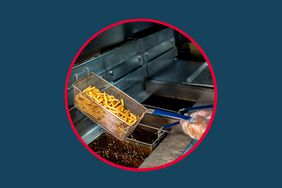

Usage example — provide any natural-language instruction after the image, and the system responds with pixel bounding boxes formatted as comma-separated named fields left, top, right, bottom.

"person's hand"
left=180, top=110, right=211, bottom=140
left=189, top=110, right=212, bottom=120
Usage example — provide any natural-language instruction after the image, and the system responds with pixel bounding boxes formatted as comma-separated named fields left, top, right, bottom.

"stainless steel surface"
left=103, top=41, right=142, bottom=71
left=144, top=38, right=175, bottom=62
left=75, top=118, right=103, bottom=144
left=102, top=40, right=144, bottom=83
left=191, top=66, right=213, bottom=85
left=124, top=81, right=147, bottom=101
left=145, top=80, right=214, bottom=104
left=106, top=55, right=142, bottom=82
left=148, top=59, right=205, bottom=83
left=113, top=66, right=146, bottom=91
left=141, top=28, right=174, bottom=52
left=140, top=128, right=193, bottom=168
left=186, top=62, right=208, bottom=83
left=182, top=82, right=214, bottom=88
left=73, top=72, right=147, bottom=140
left=69, top=107, right=86, bottom=125
left=146, top=47, right=177, bottom=76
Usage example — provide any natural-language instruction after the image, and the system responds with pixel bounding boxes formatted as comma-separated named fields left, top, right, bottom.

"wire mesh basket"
left=73, top=71, right=147, bottom=140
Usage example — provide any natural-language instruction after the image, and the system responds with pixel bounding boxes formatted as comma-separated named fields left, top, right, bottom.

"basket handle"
left=74, top=67, right=90, bottom=82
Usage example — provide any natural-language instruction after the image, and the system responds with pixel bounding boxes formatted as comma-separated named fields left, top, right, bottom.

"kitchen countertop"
left=140, top=125, right=193, bottom=168
left=139, top=100, right=211, bottom=168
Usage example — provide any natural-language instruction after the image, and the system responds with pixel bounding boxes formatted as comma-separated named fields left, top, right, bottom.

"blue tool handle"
left=180, top=104, right=213, bottom=113
left=152, top=109, right=191, bottom=120
left=163, top=121, right=180, bottom=129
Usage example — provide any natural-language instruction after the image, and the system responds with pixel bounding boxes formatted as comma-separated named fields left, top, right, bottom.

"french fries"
left=82, top=85, right=138, bottom=125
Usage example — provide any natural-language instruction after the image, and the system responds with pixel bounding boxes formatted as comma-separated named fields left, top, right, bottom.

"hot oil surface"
left=89, top=133, right=151, bottom=168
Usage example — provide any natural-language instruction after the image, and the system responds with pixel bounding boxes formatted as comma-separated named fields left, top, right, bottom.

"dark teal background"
left=1, top=1, right=281, bottom=187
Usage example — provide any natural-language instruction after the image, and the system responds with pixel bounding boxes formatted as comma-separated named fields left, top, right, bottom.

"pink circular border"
left=64, top=18, right=218, bottom=172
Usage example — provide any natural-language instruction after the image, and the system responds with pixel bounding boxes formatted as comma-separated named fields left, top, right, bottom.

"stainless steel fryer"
left=68, top=27, right=214, bottom=167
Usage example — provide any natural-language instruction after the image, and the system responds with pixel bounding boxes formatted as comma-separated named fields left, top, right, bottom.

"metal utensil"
left=178, top=104, right=213, bottom=114
left=146, top=109, right=191, bottom=120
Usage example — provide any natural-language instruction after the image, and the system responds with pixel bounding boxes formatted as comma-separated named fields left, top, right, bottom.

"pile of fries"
left=82, top=85, right=138, bottom=125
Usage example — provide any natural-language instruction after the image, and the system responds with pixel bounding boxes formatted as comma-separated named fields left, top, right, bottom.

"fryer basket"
left=73, top=72, right=147, bottom=140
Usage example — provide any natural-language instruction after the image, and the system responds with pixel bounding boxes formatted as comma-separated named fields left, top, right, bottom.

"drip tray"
left=88, top=124, right=167, bottom=168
